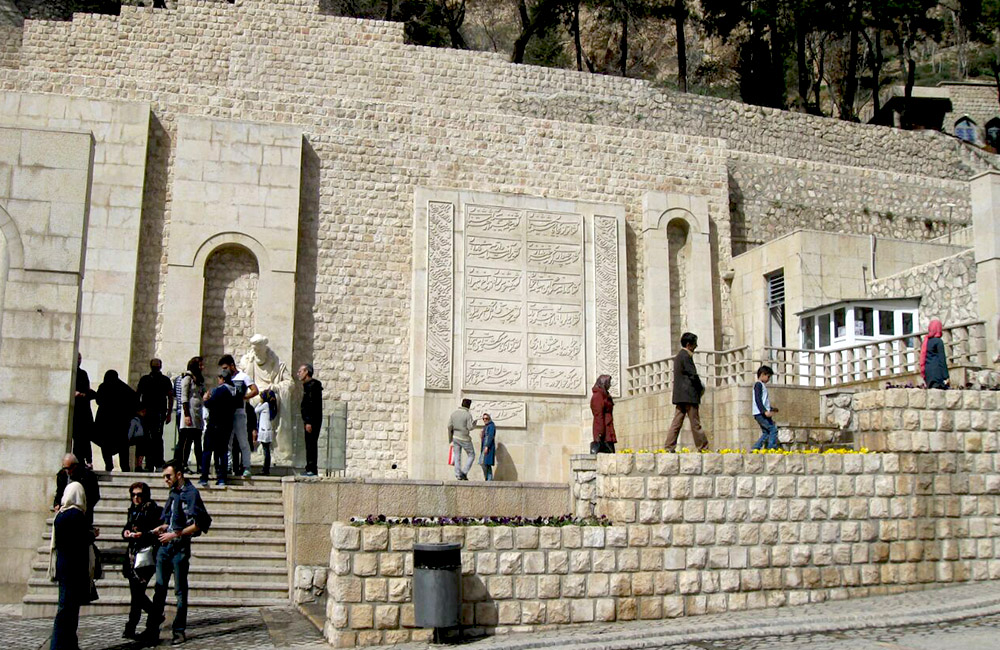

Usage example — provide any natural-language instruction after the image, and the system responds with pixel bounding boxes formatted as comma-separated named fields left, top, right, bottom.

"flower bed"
left=349, top=515, right=610, bottom=527
left=616, top=447, right=872, bottom=455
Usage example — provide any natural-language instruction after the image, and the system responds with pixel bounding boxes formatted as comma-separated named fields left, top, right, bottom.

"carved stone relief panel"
left=594, top=215, right=622, bottom=396
left=425, top=201, right=454, bottom=390
left=471, top=400, right=527, bottom=428
left=463, top=204, right=586, bottom=395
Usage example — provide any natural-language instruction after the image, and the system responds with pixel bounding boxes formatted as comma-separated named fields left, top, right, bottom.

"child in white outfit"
left=254, top=389, right=278, bottom=476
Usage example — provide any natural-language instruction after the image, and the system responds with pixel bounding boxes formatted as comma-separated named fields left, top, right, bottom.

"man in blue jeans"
left=143, top=462, right=210, bottom=646
left=751, top=365, right=779, bottom=450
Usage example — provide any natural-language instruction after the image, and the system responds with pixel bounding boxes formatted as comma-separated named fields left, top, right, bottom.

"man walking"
left=448, top=398, right=476, bottom=480
left=219, top=355, right=257, bottom=478
left=143, top=461, right=210, bottom=646
left=664, top=332, right=710, bottom=452
left=297, top=364, right=323, bottom=476
left=136, top=359, right=175, bottom=472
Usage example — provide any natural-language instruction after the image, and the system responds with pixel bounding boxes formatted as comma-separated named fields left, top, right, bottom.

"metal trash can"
left=413, top=542, right=462, bottom=629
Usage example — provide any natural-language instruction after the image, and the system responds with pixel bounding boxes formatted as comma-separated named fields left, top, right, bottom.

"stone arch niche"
left=161, top=231, right=295, bottom=374
left=642, top=192, right=716, bottom=360
left=199, top=244, right=260, bottom=362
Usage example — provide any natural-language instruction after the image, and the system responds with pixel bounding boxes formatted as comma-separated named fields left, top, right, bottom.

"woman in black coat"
left=49, top=482, right=94, bottom=650
left=95, top=370, right=137, bottom=471
left=121, top=481, right=162, bottom=639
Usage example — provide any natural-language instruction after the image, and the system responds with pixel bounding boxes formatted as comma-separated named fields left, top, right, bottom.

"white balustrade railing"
left=625, top=321, right=988, bottom=396
left=626, top=347, right=751, bottom=396
left=763, top=320, right=987, bottom=387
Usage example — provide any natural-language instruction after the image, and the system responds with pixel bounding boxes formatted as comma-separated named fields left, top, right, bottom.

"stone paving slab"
left=409, top=582, right=1000, bottom=650
left=0, top=606, right=327, bottom=650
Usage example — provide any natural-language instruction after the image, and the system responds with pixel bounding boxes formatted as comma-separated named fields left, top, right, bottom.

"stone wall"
left=867, top=250, right=978, bottom=329
left=0, top=0, right=993, bottom=479
left=852, top=388, right=1000, bottom=453
left=282, top=477, right=571, bottom=568
left=199, top=244, right=259, bottom=362
left=327, top=448, right=1000, bottom=645
left=728, top=153, right=971, bottom=253
left=0, top=126, right=92, bottom=600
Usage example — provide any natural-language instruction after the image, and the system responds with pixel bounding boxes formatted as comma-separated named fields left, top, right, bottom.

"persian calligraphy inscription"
left=463, top=203, right=585, bottom=395
left=594, top=215, right=622, bottom=396
left=470, top=400, right=527, bottom=428
left=425, top=201, right=454, bottom=390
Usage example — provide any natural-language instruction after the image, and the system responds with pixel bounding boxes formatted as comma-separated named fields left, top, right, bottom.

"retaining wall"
left=326, top=446, right=1000, bottom=645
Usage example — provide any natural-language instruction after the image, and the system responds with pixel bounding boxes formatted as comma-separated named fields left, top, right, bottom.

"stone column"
left=971, top=171, right=1000, bottom=363
left=0, top=127, right=92, bottom=600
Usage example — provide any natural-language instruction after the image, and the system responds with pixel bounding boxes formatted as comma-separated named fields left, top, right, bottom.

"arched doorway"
left=200, top=244, right=260, bottom=362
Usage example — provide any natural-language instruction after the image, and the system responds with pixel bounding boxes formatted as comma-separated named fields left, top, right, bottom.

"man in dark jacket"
left=200, top=370, right=237, bottom=486
left=136, top=358, right=175, bottom=472
left=73, top=354, right=97, bottom=467
left=297, top=364, right=323, bottom=476
left=53, top=453, right=101, bottom=529
left=664, top=332, right=710, bottom=451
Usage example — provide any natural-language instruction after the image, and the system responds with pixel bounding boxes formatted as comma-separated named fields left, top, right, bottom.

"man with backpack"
left=142, top=461, right=211, bottom=646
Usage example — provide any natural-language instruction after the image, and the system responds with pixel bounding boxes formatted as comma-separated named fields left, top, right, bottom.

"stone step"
left=46, top=512, right=287, bottom=529
left=38, top=536, right=287, bottom=556
left=34, top=546, right=289, bottom=567
left=97, top=469, right=286, bottom=480
left=27, top=577, right=289, bottom=600
left=42, top=521, right=287, bottom=539
left=30, top=562, right=288, bottom=583
left=21, top=594, right=291, bottom=619
left=97, top=478, right=281, bottom=500
left=95, top=490, right=284, bottom=503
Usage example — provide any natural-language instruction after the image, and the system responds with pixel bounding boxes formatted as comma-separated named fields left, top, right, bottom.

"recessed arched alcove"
left=642, top=192, right=716, bottom=361
left=199, top=243, right=260, bottom=362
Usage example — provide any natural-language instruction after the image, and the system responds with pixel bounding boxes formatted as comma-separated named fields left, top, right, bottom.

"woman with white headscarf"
left=48, top=481, right=95, bottom=650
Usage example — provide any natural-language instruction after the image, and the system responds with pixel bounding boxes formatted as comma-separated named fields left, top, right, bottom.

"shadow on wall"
left=492, top=443, right=518, bottom=482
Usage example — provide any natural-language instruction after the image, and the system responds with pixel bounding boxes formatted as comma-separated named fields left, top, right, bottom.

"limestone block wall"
left=282, top=477, right=571, bottom=568
left=727, top=153, right=971, bottom=253
left=199, top=245, right=259, bottom=362
left=852, top=388, right=1000, bottom=453
left=327, top=449, right=1000, bottom=645
left=615, top=384, right=823, bottom=452
left=0, top=92, right=149, bottom=383
left=0, top=0, right=993, bottom=478
left=0, top=126, right=92, bottom=600
left=866, top=250, right=978, bottom=328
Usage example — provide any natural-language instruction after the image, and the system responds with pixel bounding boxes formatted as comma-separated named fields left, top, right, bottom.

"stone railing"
left=328, top=448, right=1000, bottom=646
left=763, top=320, right=987, bottom=388
left=626, top=347, right=751, bottom=396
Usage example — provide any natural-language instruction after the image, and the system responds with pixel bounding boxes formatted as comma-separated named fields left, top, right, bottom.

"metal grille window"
left=766, top=271, right=785, bottom=348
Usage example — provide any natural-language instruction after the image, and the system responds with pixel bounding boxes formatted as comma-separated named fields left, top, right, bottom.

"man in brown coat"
left=664, top=332, right=710, bottom=451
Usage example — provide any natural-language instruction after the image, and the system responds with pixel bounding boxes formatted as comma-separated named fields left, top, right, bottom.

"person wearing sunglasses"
left=120, top=482, right=162, bottom=640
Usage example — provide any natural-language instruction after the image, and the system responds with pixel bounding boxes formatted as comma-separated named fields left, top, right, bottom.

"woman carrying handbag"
left=121, top=481, right=162, bottom=639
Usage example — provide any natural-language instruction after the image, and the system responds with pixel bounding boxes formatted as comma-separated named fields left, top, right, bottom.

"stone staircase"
left=22, top=471, right=290, bottom=618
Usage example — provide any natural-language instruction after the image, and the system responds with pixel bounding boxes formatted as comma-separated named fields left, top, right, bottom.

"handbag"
left=447, top=445, right=454, bottom=466
left=134, top=546, right=155, bottom=569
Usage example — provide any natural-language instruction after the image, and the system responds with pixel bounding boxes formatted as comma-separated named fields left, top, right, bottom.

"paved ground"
left=0, top=606, right=327, bottom=650
left=3, top=582, right=1000, bottom=649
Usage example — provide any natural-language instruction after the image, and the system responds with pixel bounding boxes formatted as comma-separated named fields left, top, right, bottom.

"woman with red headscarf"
left=590, top=375, right=616, bottom=454
left=920, top=319, right=950, bottom=389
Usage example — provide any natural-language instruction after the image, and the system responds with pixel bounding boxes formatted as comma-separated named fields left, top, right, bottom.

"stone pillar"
left=642, top=192, right=715, bottom=361
left=971, top=171, right=1000, bottom=363
left=0, top=127, right=92, bottom=601
left=160, top=117, right=302, bottom=374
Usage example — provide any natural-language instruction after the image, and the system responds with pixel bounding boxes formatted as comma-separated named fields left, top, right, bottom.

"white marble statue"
left=240, top=334, right=293, bottom=463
